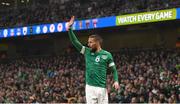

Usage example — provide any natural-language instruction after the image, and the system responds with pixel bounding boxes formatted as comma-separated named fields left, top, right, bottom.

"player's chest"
left=86, top=52, right=108, bottom=65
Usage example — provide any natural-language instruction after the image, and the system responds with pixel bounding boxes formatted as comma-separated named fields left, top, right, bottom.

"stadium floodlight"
left=6, top=3, right=10, bottom=6
left=1, top=2, right=5, bottom=5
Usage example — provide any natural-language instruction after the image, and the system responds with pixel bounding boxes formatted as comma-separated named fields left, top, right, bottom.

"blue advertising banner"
left=69, top=16, right=116, bottom=31
left=0, top=7, right=180, bottom=39
left=0, top=26, right=31, bottom=38
left=177, top=8, right=180, bottom=19
left=0, top=16, right=120, bottom=39
left=0, top=30, right=2, bottom=38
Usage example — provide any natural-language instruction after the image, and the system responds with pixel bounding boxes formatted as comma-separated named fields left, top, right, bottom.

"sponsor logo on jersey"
left=101, top=55, right=107, bottom=60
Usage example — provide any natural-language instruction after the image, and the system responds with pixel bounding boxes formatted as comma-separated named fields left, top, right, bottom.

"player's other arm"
left=108, top=53, right=120, bottom=90
left=67, top=16, right=85, bottom=53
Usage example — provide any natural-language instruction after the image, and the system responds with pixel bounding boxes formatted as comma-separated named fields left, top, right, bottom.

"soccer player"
left=67, top=16, right=120, bottom=104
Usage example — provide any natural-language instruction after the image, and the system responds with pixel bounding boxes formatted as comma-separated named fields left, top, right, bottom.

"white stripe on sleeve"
left=80, top=46, right=85, bottom=54
left=109, top=62, right=115, bottom=67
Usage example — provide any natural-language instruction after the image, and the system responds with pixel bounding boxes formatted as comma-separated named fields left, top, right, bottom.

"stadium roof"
left=0, top=0, right=45, bottom=9
left=0, top=0, right=15, bottom=7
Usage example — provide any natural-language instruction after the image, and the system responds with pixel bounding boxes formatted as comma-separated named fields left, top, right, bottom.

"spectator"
left=0, top=48, right=179, bottom=103
left=0, top=0, right=180, bottom=28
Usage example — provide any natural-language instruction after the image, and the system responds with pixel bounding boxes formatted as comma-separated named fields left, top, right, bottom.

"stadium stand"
left=0, top=0, right=179, bottom=103
left=0, top=0, right=180, bottom=28
left=0, top=48, right=179, bottom=103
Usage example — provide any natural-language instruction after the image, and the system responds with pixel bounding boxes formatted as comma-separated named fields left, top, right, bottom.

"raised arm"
left=67, top=16, right=83, bottom=52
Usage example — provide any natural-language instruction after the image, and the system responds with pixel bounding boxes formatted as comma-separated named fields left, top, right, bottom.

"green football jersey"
left=68, top=28, right=119, bottom=88
left=81, top=46, right=116, bottom=88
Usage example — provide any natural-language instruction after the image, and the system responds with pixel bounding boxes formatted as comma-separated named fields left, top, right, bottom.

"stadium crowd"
left=0, top=0, right=180, bottom=28
left=0, top=48, right=179, bottom=103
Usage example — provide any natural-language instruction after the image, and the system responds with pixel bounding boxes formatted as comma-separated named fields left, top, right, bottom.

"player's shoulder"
left=85, top=46, right=91, bottom=51
left=101, top=50, right=112, bottom=56
left=84, top=46, right=91, bottom=53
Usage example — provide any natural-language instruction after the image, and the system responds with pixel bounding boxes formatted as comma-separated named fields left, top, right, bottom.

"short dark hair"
left=89, top=34, right=103, bottom=44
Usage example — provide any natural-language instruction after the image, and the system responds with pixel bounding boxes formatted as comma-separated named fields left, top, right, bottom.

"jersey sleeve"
left=68, top=28, right=90, bottom=55
left=108, top=53, right=119, bottom=82
left=68, top=28, right=83, bottom=52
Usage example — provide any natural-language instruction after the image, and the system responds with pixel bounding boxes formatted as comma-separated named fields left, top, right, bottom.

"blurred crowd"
left=0, top=48, right=179, bottom=103
left=109, top=48, right=180, bottom=103
left=0, top=0, right=180, bottom=28
left=0, top=54, right=85, bottom=103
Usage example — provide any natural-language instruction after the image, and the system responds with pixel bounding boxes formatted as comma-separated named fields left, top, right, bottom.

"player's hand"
left=113, top=81, right=120, bottom=90
left=67, top=16, right=75, bottom=31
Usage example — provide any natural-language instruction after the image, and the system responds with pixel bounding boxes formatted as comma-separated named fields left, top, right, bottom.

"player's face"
left=88, top=38, right=98, bottom=51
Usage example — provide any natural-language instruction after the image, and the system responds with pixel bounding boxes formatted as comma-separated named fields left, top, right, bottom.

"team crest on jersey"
left=101, top=55, right=107, bottom=60
left=95, top=56, right=100, bottom=62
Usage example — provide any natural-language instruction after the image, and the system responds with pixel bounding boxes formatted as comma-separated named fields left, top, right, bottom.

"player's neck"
left=96, top=46, right=102, bottom=52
